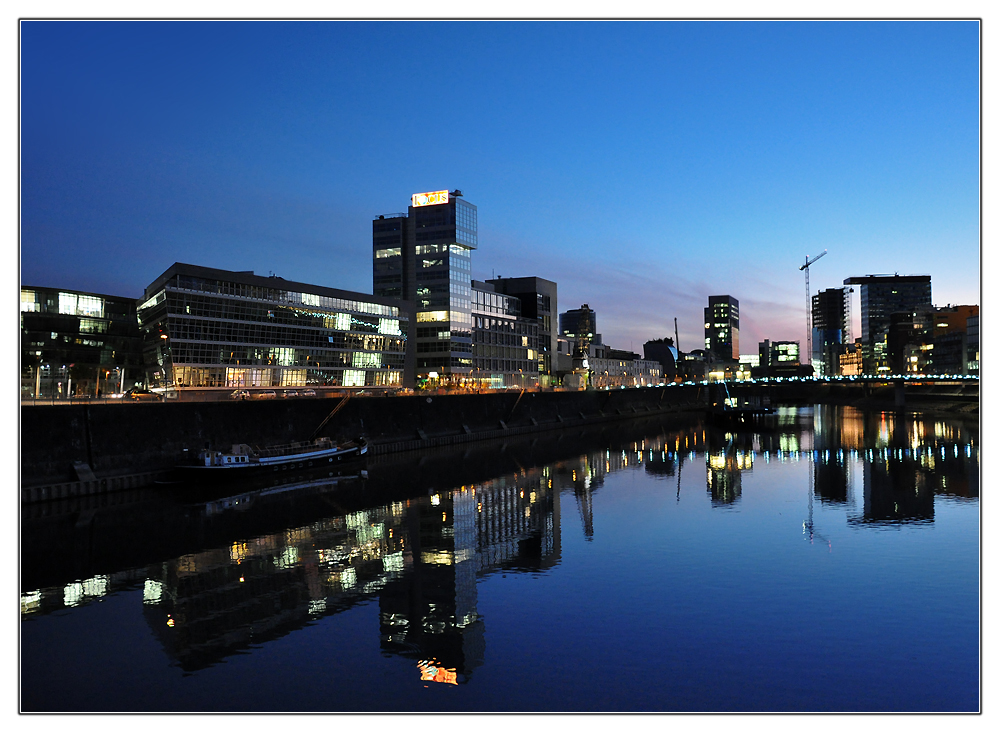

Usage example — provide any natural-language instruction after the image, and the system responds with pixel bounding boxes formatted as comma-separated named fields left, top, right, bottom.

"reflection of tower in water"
left=140, top=474, right=560, bottom=680
left=812, top=405, right=852, bottom=505
left=705, top=431, right=754, bottom=506
left=379, top=470, right=561, bottom=682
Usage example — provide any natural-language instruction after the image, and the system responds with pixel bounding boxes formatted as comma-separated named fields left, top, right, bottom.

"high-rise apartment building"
left=811, top=287, right=850, bottom=377
left=704, top=295, right=739, bottom=361
left=374, top=190, right=477, bottom=384
left=844, top=275, right=931, bottom=374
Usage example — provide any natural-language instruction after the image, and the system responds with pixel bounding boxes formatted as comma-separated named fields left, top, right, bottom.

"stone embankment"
left=20, top=386, right=707, bottom=499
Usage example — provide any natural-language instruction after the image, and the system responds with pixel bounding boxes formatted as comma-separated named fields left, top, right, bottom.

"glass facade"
left=811, top=287, right=850, bottom=377
left=486, top=277, right=557, bottom=379
left=20, top=287, right=145, bottom=399
left=845, top=276, right=932, bottom=374
left=138, top=264, right=409, bottom=393
left=374, top=194, right=484, bottom=384
left=471, top=282, right=539, bottom=389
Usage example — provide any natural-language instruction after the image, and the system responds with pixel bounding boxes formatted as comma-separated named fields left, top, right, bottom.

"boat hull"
left=172, top=443, right=367, bottom=483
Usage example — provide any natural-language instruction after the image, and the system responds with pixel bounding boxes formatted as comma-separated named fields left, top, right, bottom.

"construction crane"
left=799, top=250, right=828, bottom=366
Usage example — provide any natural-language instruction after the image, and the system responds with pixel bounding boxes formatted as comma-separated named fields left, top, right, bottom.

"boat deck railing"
left=251, top=437, right=334, bottom=458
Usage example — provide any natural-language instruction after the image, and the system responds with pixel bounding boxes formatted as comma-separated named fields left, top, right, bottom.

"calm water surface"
left=20, top=405, right=979, bottom=712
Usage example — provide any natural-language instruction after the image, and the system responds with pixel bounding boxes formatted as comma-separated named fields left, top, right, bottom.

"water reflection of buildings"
left=812, top=406, right=977, bottom=525
left=21, top=407, right=977, bottom=677
left=134, top=471, right=561, bottom=679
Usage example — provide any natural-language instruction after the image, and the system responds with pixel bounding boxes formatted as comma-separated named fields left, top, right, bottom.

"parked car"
left=230, top=389, right=251, bottom=400
left=124, top=388, right=163, bottom=402
left=281, top=390, right=299, bottom=398
left=256, top=390, right=277, bottom=399
left=301, top=389, right=317, bottom=397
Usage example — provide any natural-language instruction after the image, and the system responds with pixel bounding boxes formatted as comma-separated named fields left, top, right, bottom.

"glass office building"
left=138, top=263, right=413, bottom=396
left=373, top=190, right=478, bottom=385
left=844, top=275, right=932, bottom=374
left=811, top=287, right=851, bottom=377
left=704, top=295, right=739, bottom=361
left=486, top=276, right=557, bottom=381
left=20, top=286, right=145, bottom=399
left=471, top=280, right=539, bottom=389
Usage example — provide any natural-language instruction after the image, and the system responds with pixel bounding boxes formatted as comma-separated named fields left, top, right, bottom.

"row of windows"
left=373, top=218, right=404, bottom=233
left=415, top=229, right=457, bottom=243
left=473, top=344, right=533, bottom=360
left=473, top=329, right=535, bottom=347
left=157, top=365, right=402, bottom=389
left=416, top=341, right=473, bottom=354
left=455, top=229, right=477, bottom=247
left=474, top=316, right=537, bottom=336
left=373, top=234, right=402, bottom=245
left=416, top=327, right=451, bottom=339
left=471, top=358, right=536, bottom=374
left=415, top=243, right=471, bottom=257
left=159, top=295, right=404, bottom=335
left=154, top=279, right=400, bottom=318
left=21, top=290, right=109, bottom=318
left=417, top=356, right=473, bottom=369
left=159, top=323, right=404, bottom=353
left=162, top=342, right=405, bottom=369
left=455, top=200, right=477, bottom=231
left=416, top=310, right=474, bottom=326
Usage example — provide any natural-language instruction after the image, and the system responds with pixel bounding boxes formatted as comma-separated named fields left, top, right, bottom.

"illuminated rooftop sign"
left=412, top=190, right=449, bottom=207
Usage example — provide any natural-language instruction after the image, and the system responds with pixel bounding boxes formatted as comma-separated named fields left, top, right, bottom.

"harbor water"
left=20, top=405, right=979, bottom=712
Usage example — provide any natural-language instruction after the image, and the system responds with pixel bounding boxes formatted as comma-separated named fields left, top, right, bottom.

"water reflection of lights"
left=418, top=659, right=458, bottom=685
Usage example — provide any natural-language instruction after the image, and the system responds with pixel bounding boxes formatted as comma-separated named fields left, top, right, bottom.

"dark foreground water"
left=20, top=405, right=979, bottom=712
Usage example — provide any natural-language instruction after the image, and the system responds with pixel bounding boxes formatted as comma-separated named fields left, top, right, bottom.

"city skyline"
left=19, top=20, right=980, bottom=353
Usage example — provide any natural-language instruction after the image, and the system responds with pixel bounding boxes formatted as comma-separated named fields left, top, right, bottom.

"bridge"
left=725, top=375, right=978, bottom=412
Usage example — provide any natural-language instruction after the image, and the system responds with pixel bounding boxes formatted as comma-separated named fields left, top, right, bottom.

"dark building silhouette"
left=811, top=287, right=850, bottom=377
left=704, top=295, right=739, bottom=361
left=844, top=275, right=932, bottom=374
left=643, top=338, right=678, bottom=382
left=486, top=276, right=558, bottom=381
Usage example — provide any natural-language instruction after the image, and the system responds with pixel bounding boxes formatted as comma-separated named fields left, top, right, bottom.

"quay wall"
left=20, top=379, right=977, bottom=493
left=20, top=386, right=706, bottom=488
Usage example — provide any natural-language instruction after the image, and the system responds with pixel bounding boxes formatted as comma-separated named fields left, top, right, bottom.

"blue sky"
left=19, top=20, right=980, bottom=352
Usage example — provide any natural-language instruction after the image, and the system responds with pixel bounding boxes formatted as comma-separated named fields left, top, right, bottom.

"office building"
left=559, top=304, right=597, bottom=345
left=887, top=304, right=979, bottom=375
left=757, top=339, right=802, bottom=378
left=470, top=280, right=539, bottom=389
left=967, top=313, right=979, bottom=375
left=844, top=275, right=932, bottom=374
left=137, top=263, right=413, bottom=396
left=840, top=339, right=863, bottom=376
left=21, top=286, right=145, bottom=399
left=373, top=190, right=477, bottom=385
left=588, top=347, right=662, bottom=389
left=811, top=287, right=850, bottom=377
left=704, top=295, right=739, bottom=361
left=486, top=276, right=557, bottom=383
